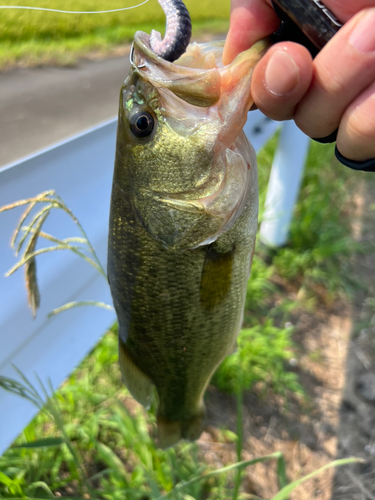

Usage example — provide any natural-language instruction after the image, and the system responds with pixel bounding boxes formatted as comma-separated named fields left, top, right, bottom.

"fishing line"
left=0, top=0, right=149, bottom=14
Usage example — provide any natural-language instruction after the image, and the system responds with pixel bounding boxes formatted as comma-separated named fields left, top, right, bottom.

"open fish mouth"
left=126, top=34, right=268, bottom=250
left=131, top=32, right=268, bottom=113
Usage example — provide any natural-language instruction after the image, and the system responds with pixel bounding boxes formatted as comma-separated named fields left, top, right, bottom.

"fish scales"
left=108, top=34, right=268, bottom=447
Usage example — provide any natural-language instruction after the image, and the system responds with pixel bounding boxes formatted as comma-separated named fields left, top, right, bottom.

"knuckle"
left=345, top=111, right=375, bottom=145
left=259, top=106, right=294, bottom=122
left=338, top=104, right=375, bottom=160
left=318, top=69, right=345, bottom=97
left=253, top=95, right=295, bottom=122
left=293, top=111, right=337, bottom=139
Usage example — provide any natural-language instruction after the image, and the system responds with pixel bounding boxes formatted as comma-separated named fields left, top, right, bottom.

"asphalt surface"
left=0, top=55, right=131, bottom=168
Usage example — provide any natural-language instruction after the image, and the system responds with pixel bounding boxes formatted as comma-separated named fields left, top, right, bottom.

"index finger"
left=223, top=0, right=280, bottom=64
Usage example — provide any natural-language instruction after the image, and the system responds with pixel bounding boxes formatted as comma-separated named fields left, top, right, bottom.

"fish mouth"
left=130, top=33, right=267, bottom=250
left=132, top=31, right=269, bottom=113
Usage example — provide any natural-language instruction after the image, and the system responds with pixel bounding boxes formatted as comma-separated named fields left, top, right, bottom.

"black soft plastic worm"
left=150, top=0, right=192, bottom=62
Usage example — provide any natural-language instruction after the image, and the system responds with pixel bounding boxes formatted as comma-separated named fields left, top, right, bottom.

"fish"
left=107, top=29, right=268, bottom=447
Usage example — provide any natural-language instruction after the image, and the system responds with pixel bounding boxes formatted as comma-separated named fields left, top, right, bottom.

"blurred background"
left=0, top=0, right=229, bottom=68
left=0, top=1, right=375, bottom=499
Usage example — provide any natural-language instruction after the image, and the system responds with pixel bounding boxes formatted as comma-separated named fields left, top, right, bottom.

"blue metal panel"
left=0, top=119, right=117, bottom=454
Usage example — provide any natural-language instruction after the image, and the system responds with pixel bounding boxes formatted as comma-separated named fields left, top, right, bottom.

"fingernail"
left=265, top=49, right=299, bottom=96
left=349, top=8, right=375, bottom=53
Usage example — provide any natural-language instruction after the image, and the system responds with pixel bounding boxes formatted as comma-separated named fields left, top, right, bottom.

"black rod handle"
left=271, top=0, right=342, bottom=51
left=270, top=1, right=375, bottom=172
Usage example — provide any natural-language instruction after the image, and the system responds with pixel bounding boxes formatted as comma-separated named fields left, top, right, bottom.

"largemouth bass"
left=108, top=31, right=267, bottom=447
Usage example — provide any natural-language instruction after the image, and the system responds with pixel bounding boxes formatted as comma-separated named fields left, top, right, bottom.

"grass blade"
left=0, top=375, right=41, bottom=409
left=25, top=254, right=40, bottom=317
left=48, top=301, right=114, bottom=318
left=12, top=437, right=64, bottom=449
left=5, top=245, right=75, bottom=277
left=23, top=229, right=102, bottom=275
left=157, top=452, right=282, bottom=500
left=1, top=190, right=108, bottom=319
left=28, top=481, right=55, bottom=499
left=277, top=454, right=289, bottom=490
left=37, top=231, right=88, bottom=245
left=5, top=242, right=106, bottom=282
left=0, top=472, right=14, bottom=488
left=0, top=472, right=23, bottom=496
left=15, top=204, right=52, bottom=255
left=22, top=210, right=51, bottom=316
left=52, top=194, right=107, bottom=277
left=0, top=190, right=55, bottom=214
left=96, top=442, right=131, bottom=485
left=3, top=498, right=87, bottom=500
left=271, top=457, right=362, bottom=500
left=10, top=200, right=37, bottom=249
left=232, top=389, right=244, bottom=500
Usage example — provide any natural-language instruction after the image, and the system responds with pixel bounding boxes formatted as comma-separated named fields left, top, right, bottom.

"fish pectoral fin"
left=200, top=244, right=234, bottom=312
left=157, top=408, right=205, bottom=448
left=118, top=340, right=154, bottom=409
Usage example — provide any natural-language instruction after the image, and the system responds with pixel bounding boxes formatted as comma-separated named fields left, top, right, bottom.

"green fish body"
left=108, top=33, right=267, bottom=447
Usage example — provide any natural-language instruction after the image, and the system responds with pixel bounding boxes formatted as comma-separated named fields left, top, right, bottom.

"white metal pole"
left=259, top=121, right=310, bottom=247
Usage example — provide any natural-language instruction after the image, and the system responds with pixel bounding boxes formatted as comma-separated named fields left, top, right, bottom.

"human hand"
left=223, top=0, right=375, bottom=162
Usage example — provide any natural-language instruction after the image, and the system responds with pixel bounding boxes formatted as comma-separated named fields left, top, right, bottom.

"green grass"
left=0, top=343, right=358, bottom=499
left=0, top=330, right=295, bottom=499
left=0, top=137, right=359, bottom=498
left=213, top=321, right=303, bottom=396
left=258, top=137, right=357, bottom=298
left=0, top=0, right=230, bottom=68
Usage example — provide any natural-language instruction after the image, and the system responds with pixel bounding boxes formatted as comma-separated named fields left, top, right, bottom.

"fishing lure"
left=149, top=0, right=191, bottom=61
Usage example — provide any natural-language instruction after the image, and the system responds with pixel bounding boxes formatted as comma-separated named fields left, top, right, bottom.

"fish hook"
left=130, top=42, right=146, bottom=68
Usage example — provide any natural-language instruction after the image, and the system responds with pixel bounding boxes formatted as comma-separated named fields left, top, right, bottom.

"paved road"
left=0, top=55, right=131, bottom=168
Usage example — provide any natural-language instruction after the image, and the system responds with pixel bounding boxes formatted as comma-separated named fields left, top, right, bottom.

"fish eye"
left=129, top=111, right=154, bottom=138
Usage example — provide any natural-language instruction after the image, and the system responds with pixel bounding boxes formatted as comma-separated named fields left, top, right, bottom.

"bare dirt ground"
left=332, top=178, right=375, bottom=500
left=201, top=174, right=375, bottom=499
